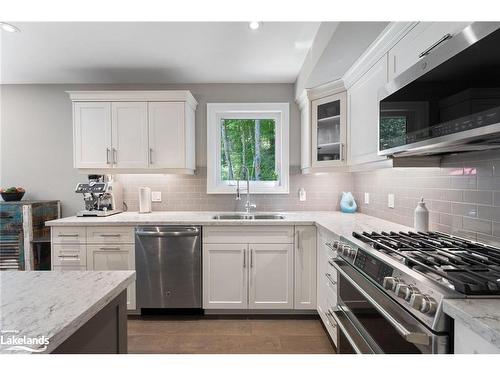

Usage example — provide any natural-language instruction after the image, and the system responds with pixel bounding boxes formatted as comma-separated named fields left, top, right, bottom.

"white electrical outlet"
left=299, top=188, right=306, bottom=202
left=364, top=192, right=370, bottom=204
left=151, top=191, right=162, bottom=202
left=388, top=193, right=395, bottom=208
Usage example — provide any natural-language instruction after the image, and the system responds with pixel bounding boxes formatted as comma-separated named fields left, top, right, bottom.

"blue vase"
left=340, top=192, right=357, bottom=213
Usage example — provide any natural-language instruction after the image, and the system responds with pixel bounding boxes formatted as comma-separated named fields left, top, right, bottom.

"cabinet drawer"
left=86, top=226, right=135, bottom=244
left=52, top=227, right=86, bottom=244
left=203, top=226, right=294, bottom=244
left=52, top=243, right=87, bottom=268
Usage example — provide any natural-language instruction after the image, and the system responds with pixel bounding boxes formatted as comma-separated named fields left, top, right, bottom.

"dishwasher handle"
left=136, top=227, right=200, bottom=237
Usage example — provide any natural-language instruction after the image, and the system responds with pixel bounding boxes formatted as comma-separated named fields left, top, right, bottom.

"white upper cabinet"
left=311, top=91, right=347, bottom=169
left=348, top=56, right=388, bottom=166
left=148, top=102, right=186, bottom=169
left=73, top=102, right=112, bottom=169
left=388, top=22, right=470, bottom=81
left=111, top=102, right=149, bottom=169
left=69, top=91, right=197, bottom=174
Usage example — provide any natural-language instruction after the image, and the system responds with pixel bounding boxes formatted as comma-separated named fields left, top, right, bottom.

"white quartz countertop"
left=0, top=271, right=135, bottom=354
left=443, top=299, right=500, bottom=350
left=46, top=211, right=412, bottom=238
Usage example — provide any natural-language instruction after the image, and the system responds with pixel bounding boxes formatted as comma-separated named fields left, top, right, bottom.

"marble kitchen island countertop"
left=45, top=211, right=412, bottom=237
left=0, top=270, right=135, bottom=354
left=443, top=299, right=500, bottom=350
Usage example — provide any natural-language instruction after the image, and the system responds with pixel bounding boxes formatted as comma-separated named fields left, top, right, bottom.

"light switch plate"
left=151, top=191, right=162, bottom=202
left=364, top=192, right=370, bottom=204
left=388, top=193, right=395, bottom=208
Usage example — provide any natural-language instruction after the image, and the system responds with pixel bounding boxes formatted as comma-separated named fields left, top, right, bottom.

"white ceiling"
left=0, top=22, right=322, bottom=84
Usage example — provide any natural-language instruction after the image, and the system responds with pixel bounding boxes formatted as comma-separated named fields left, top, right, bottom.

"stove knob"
left=420, top=295, right=437, bottom=315
left=410, top=293, right=424, bottom=310
left=382, top=277, right=398, bottom=291
left=395, top=283, right=410, bottom=299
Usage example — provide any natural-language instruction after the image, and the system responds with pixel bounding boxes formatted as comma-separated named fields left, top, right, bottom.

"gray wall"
left=0, top=83, right=320, bottom=216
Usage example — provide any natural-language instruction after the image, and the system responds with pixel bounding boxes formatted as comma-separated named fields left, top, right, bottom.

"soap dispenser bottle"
left=414, top=197, right=429, bottom=232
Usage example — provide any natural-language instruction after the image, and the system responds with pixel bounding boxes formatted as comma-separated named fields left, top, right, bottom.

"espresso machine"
left=75, top=175, right=123, bottom=217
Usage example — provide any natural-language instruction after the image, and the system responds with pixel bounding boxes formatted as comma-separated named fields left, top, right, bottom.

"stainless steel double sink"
left=212, top=213, right=285, bottom=220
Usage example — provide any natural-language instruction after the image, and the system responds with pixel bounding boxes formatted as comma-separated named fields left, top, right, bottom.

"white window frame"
left=207, top=103, right=289, bottom=194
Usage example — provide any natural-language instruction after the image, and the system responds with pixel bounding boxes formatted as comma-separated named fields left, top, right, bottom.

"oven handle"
left=328, top=307, right=377, bottom=354
left=330, top=259, right=431, bottom=346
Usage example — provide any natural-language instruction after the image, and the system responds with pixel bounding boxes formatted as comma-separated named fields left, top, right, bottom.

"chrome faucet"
left=235, top=166, right=256, bottom=213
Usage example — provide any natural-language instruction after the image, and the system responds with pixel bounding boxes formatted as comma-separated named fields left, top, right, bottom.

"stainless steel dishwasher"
left=135, top=226, right=201, bottom=309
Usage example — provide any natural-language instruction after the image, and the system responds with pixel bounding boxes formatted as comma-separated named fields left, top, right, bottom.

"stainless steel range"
left=329, top=231, right=500, bottom=354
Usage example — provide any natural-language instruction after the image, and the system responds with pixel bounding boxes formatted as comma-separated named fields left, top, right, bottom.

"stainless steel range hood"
left=378, top=22, right=500, bottom=158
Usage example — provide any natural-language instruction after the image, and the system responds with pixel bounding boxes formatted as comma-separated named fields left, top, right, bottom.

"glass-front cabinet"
left=311, top=91, right=347, bottom=167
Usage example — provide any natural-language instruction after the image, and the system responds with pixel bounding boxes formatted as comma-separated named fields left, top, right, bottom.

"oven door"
left=329, top=258, right=449, bottom=354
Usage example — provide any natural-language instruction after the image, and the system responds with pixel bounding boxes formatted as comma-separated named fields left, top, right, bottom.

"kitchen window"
left=207, top=103, right=289, bottom=194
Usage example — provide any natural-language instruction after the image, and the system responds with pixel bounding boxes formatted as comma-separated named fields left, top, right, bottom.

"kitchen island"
left=443, top=299, right=500, bottom=354
left=0, top=270, right=135, bottom=354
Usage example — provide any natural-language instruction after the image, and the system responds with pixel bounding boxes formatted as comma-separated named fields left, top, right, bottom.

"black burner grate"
left=352, top=231, right=500, bottom=295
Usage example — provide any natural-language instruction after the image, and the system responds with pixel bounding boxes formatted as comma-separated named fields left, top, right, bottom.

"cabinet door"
left=348, top=57, right=388, bottom=165
left=148, top=102, right=186, bottom=168
left=388, top=22, right=470, bottom=81
left=73, top=102, right=112, bottom=169
left=249, top=244, right=293, bottom=309
left=294, top=226, right=317, bottom=310
left=111, top=102, right=149, bottom=168
left=203, top=244, right=248, bottom=309
left=311, top=91, right=347, bottom=168
left=87, top=244, right=136, bottom=310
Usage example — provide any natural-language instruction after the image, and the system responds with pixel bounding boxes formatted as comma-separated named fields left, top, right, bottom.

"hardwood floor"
left=128, top=315, right=335, bottom=354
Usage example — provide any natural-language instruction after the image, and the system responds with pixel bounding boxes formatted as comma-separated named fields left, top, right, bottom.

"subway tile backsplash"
left=352, top=150, right=500, bottom=247
left=116, top=150, right=500, bottom=247
left=116, top=168, right=353, bottom=213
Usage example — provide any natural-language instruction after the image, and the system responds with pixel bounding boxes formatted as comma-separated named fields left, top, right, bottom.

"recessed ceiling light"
left=249, top=21, right=260, bottom=30
left=0, top=22, right=21, bottom=33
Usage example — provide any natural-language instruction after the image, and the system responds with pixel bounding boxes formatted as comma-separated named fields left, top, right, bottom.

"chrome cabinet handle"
left=243, top=250, right=246, bottom=268
left=57, top=234, right=79, bottom=237
left=250, top=248, right=253, bottom=268
left=419, top=33, right=452, bottom=58
left=297, top=230, right=301, bottom=251
left=149, top=148, right=153, bottom=164
left=106, top=148, right=111, bottom=164
left=99, top=234, right=121, bottom=237
left=99, top=247, right=121, bottom=251
left=112, top=148, right=117, bottom=164
left=326, top=273, right=337, bottom=286
left=58, top=254, right=79, bottom=258
left=340, top=143, right=345, bottom=161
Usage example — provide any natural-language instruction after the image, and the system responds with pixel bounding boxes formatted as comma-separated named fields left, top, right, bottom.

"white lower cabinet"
left=249, top=244, right=294, bottom=309
left=203, top=244, right=248, bottom=309
left=203, top=243, right=294, bottom=310
left=87, top=244, right=136, bottom=310
left=294, top=226, right=317, bottom=309
left=317, top=227, right=339, bottom=346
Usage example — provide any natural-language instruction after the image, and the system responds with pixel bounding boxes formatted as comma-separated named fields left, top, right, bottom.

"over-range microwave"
left=378, top=22, right=500, bottom=157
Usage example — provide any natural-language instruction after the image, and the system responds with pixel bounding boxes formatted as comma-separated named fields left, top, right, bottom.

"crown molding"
left=66, top=90, right=198, bottom=109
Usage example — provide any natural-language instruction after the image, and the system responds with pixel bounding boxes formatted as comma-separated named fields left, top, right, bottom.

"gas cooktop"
left=352, top=231, right=500, bottom=296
